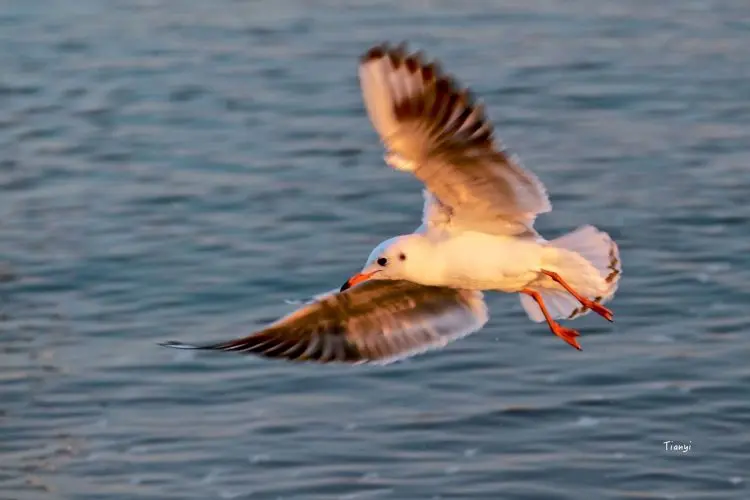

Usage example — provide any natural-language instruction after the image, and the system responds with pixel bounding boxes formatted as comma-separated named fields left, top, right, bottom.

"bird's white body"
left=411, top=231, right=545, bottom=292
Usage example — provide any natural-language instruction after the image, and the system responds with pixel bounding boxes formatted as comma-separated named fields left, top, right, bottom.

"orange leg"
left=521, top=288, right=582, bottom=351
left=541, top=270, right=614, bottom=322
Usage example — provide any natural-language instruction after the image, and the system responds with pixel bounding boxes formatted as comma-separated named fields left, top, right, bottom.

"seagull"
left=160, top=42, right=621, bottom=364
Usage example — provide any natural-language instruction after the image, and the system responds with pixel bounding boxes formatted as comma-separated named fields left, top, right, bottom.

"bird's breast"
left=435, top=232, right=544, bottom=292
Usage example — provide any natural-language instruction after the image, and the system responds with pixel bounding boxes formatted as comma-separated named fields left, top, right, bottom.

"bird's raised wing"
left=415, top=189, right=451, bottom=233
left=358, top=43, right=551, bottom=236
left=161, top=280, right=488, bottom=365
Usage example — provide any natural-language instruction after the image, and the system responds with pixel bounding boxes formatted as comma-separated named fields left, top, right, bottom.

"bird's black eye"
left=377, top=257, right=388, bottom=267
left=399, top=253, right=406, bottom=261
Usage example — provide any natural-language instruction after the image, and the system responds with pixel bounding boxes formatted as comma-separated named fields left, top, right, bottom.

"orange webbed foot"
left=550, top=323, right=582, bottom=351
left=586, top=301, right=613, bottom=322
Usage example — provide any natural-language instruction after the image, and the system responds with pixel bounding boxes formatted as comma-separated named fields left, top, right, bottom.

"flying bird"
left=161, top=43, right=621, bottom=364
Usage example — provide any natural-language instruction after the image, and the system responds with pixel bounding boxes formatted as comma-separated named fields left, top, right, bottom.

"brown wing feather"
left=359, top=42, right=551, bottom=234
left=361, top=43, right=494, bottom=157
left=160, top=280, right=488, bottom=365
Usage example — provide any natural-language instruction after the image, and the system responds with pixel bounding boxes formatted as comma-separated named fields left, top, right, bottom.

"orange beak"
left=340, top=270, right=379, bottom=292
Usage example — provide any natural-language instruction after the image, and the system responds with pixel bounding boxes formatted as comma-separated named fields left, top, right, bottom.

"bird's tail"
left=520, top=225, right=621, bottom=321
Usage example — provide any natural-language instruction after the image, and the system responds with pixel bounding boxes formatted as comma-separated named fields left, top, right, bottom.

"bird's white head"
left=340, top=233, right=439, bottom=291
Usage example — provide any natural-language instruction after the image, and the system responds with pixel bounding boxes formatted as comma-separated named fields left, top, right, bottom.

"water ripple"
left=1, top=0, right=749, bottom=499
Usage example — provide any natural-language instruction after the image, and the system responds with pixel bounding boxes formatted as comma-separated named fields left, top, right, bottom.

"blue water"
left=1, top=1, right=749, bottom=498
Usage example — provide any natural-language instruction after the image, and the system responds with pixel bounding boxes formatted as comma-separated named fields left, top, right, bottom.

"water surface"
left=1, top=1, right=749, bottom=498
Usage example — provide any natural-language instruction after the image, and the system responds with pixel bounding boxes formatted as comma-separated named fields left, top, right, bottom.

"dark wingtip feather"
left=360, top=41, right=410, bottom=65
left=159, top=340, right=203, bottom=350
left=361, top=43, right=388, bottom=63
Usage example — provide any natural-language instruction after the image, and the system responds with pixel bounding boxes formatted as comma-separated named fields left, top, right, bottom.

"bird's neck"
left=404, top=238, right=449, bottom=287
